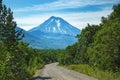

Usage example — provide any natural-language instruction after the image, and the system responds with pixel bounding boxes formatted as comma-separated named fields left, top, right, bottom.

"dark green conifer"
left=0, top=0, right=24, bottom=49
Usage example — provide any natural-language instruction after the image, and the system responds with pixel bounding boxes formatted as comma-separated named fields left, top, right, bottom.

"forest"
left=0, top=0, right=120, bottom=79
left=59, top=4, right=120, bottom=71
left=57, top=4, right=120, bottom=80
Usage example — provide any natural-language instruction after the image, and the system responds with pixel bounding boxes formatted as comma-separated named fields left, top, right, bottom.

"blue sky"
left=3, top=0, right=120, bottom=30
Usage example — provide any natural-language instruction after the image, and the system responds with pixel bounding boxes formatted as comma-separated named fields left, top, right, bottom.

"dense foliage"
left=59, top=4, right=120, bottom=72
left=87, top=4, right=120, bottom=71
left=36, top=49, right=64, bottom=64
left=0, top=0, right=44, bottom=79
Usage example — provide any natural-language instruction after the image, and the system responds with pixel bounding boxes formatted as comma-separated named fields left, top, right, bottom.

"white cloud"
left=14, top=0, right=119, bottom=12
left=13, top=0, right=119, bottom=30
left=15, top=9, right=112, bottom=30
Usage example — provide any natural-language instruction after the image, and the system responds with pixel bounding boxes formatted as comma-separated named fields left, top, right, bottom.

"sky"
left=3, top=0, right=120, bottom=31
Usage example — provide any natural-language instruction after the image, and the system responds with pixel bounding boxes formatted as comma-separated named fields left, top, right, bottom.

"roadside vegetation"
left=64, top=64, right=120, bottom=80
left=0, top=0, right=44, bottom=79
left=58, top=4, right=120, bottom=80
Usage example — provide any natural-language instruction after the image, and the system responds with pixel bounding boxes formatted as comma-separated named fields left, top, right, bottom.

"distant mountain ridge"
left=18, top=16, right=81, bottom=49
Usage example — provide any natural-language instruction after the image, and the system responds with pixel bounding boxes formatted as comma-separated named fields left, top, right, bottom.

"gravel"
left=32, top=62, right=98, bottom=80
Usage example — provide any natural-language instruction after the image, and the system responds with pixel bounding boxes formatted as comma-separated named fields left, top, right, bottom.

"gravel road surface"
left=32, top=63, right=98, bottom=80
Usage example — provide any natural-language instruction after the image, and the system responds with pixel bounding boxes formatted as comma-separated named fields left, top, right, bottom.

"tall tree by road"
left=0, top=0, right=24, bottom=50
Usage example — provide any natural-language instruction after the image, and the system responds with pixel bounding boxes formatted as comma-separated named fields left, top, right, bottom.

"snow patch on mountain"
left=53, top=27, right=56, bottom=32
left=56, top=20, right=61, bottom=28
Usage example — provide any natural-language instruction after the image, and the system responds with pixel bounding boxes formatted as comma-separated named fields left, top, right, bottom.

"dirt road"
left=32, top=63, right=98, bottom=80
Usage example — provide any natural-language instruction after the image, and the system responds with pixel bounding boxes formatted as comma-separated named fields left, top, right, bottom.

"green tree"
left=87, top=4, right=120, bottom=71
left=0, top=0, right=38, bottom=79
left=75, top=24, right=101, bottom=63
left=0, top=0, right=23, bottom=50
left=59, top=24, right=101, bottom=65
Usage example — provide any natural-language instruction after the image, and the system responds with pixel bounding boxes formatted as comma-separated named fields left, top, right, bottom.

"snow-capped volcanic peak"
left=29, top=16, right=80, bottom=36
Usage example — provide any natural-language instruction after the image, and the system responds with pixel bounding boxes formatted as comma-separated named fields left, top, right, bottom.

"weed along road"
left=32, top=63, right=98, bottom=80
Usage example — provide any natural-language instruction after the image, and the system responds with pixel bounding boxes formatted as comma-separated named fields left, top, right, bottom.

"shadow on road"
left=31, top=76, right=52, bottom=80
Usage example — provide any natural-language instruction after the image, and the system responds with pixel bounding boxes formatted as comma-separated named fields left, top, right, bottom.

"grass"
left=33, top=65, right=44, bottom=77
left=63, top=64, right=120, bottom=80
